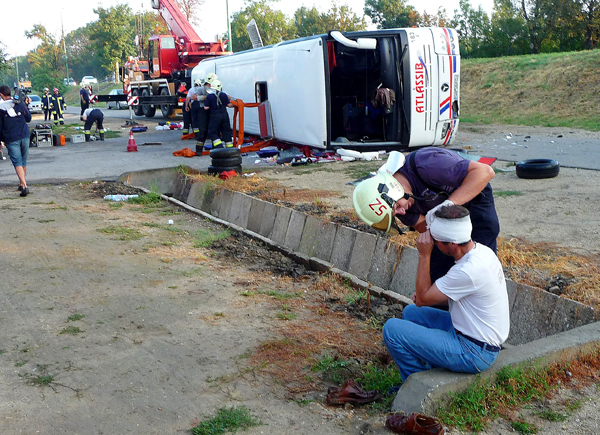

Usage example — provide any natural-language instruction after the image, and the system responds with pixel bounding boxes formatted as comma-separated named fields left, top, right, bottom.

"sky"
left=1, top=0, right=495, bottom=58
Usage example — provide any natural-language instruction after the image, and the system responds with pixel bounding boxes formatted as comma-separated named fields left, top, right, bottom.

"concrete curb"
left=125, top=168, right=599, bottom=415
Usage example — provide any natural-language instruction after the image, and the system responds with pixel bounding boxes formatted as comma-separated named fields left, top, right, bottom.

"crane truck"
left=97, top=0, right=230, bottom=117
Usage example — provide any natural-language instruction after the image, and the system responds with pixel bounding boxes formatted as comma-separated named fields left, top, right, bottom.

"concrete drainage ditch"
left=118, top=167, right=600, bottom=414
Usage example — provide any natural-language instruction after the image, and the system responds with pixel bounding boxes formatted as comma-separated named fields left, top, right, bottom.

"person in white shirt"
left=383, top=204, right=509, bottom=382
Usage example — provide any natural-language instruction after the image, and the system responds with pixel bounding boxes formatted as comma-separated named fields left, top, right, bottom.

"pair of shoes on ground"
left=18, top=186, right=29, bottom=196
left=386, top=412, right=444, bottom=435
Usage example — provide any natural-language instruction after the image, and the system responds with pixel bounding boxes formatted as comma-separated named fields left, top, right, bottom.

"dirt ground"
left=1, top=122, right=600, bottom=434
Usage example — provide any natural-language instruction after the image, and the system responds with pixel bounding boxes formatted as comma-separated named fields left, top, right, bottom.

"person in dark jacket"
left=42, top=87, right=52, bottom=121
left=0, top=85, right=32, bottom=196
left=82, top=107, right=105, bottom=141
left=80, top=84, right=90, bottom=120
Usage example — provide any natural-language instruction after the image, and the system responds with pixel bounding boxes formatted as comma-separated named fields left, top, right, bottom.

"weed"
left=59, top=326, right=83, bottom=335
left=31, top=375, right=54, bottom=386
left=193, top=228, right=231, bottom=248
left=67, top=314, right=84, bottom=322
left=495, top=190, right=523, bottom=197
left=97, top=225, right=143, bottom=240
left=37, top=219, right=55, bottom=223
left=127, top=191, right=162, bottom=205
left=259, top=289, right=302, bottom=300
left=511, top=420, right=537, bottom=434
left=277, top=310, right=297, bottom=321
left=0, top=349, right=5, bottom=355
left=191, top=406, right=262, bottom=435
left=15, top=360, right=28, bottom=367
left=565, top=398, right=582, bottom=412
left=345, top=290, right=365, bottom=305
left=142, top=222, right=183, bottom=233
left=538, top=408, right=568, bottom=422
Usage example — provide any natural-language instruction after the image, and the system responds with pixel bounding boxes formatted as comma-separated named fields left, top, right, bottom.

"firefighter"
left=80, top=84, right=90, bottom=120
left=82, top=107, right=105, bottom=141
left=42, top=88, right=52, bottom=121
left=178, top=82, right=191, bottom=137
left=204, top=80, right=234, bottom=148
left=51, top=88, right=67, bottom=125
left=186, top=78, right=209, bottom=153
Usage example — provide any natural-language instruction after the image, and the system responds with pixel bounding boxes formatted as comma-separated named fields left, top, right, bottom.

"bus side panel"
left=433, top=28, right=460, bottom=146
left=272, top=39, right=327, bottom=148
left=407, top=28, right=437, bottom=147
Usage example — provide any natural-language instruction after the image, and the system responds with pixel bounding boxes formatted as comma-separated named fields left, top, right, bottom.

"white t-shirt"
left=187, top=86, right=207, bottom=103
left=435, top=243, right=510, bottom=347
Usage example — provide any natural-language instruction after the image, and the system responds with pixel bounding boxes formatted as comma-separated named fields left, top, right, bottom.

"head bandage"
left=429, top=215, right=472, bottom=244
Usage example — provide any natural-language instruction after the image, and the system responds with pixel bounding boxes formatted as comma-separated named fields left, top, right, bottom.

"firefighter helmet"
left=352, top=172, right=405, bottom=233
left=210, top=80, right=222, bottom=92
left=205, top=73, right=218, bottom=84
left=43, top=87, right=49, bottom=92
left=53, top=88, right=59, bottom=93
left=194, top=78, right=203, bottom=87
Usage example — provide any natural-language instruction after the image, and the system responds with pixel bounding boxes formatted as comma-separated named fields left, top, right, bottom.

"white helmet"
left=205, top=73, right=218, bottom=84
left=352, top=172, right=405, bottom=233
left=210, top=79, right=222, bottom=92
left=194, top=78, right=203, bottom=87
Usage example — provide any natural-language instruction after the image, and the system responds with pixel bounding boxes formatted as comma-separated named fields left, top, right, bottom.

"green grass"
left=67, top=314, right=84, bottom=322
left=357, top=362, right=403, bottom=412
left=193, top=228, right=231, bottom=248
left=494, top=190, right=523, bottom=197
left=345, top=289, right=365, bottom=305
left=191, top=406, right=262, bottom=435
left=311, top=355, right=350, bottom=384
left=97, top=225, right=143, bottom=240
left=511, top=420, right=538, bottom=434
left=31, top=375, right=54, bottom=386
left=59, top=326, right=84, bottom=335
left=538, top=408, right=568, bottom=422
left=437, top=364, right=555, bottom=432
left=127, top=191, right=162, bottom=205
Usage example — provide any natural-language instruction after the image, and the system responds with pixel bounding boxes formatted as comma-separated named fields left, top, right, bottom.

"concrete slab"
left=393, top=320, right=600, bottom=415
left=117, top=167, right=179, bottom=195
left=258, top=202, right=278, bottom=239
left=347, top=232, right=378, bottom=280
left=229, top=192, right=252, bottom=229
left=367, top=237, right=402, bottom=289
left=284, top=210, right=306, bottom=252
left=216, top=189, right=234, bottom=221
left=298, top=216, right=337, bottom=261
left=247, top=198, right=267, bottom=234
left=270, top=206, right=293, bottom=245
left=330, top=226, right=359, bottom=271
left=186, top=182, right=202, bottom=210
left=389, top=247, right=419, bottom=298
left=298, top=216, right=320, bottom=257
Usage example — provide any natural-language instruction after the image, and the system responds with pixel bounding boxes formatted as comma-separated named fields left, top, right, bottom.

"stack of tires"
left=208, top=147, right=243, bottom=175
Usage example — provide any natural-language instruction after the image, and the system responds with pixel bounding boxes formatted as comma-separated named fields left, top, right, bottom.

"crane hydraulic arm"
left=150, top=0, right=202, bottom=46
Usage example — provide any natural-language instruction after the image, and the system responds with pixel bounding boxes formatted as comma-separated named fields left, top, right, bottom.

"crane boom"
left=151, top=0, right=202, bottom=45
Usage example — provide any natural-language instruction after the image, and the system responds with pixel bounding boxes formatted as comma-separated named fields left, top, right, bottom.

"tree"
left=451, top=0, right=492, bottom=58
left=581, top=0, right=600, bottom=49
left=364, top=0, right=420, bottom=29
left=25, top=25, right=67, bottom=91
left=89, top=5, right=137, bottom=75
left=175, top=0, right=204, bottom=26
left=417, top=7, right=452, bottom=27
left=230, top=0, right=293, bottom=52
left=0, top=42, right=9, bottom=75
left=293, top=2, right=366, bottom=38
left=482, top=0, right=529, bottom=57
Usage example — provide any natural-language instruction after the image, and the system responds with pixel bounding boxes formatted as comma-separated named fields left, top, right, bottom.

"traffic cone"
left=127, top=130, right=138, bottom=152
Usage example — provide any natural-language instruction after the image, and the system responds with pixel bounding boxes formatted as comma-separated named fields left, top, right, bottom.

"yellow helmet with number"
left=352, top=172, right=405, bottom=233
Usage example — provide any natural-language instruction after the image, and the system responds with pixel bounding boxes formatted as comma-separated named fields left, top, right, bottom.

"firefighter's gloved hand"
left=425, top=200, right=454, bottom=229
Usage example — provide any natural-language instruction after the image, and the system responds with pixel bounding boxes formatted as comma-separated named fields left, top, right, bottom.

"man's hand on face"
left=416, top=230, right=435, bottom=256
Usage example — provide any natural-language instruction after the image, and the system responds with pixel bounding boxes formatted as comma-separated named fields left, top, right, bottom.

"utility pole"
left=61, top=10, right=69, bottom=83
left=226, top=0, right=232, bottom=52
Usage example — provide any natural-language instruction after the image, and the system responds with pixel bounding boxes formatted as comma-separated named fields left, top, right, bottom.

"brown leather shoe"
left=326, top=379, right=381, bottom=405
left=385, top=412, right=444, bottom=434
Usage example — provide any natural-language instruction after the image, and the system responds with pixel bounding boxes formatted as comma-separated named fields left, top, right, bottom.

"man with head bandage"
left=383, top=204, right=509, bottom=384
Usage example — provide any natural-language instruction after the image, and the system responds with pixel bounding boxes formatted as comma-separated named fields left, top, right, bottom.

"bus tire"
left=516, top=159, right=560, bottom=179
left=211, top=156, right=243, bottom=167
left=207, top=165, right=242, bottom=176
left=209, top=147, right=240, bottom=159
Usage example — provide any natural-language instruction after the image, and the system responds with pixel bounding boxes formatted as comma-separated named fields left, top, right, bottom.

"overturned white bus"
left=192, top=27, right=460, bottom=150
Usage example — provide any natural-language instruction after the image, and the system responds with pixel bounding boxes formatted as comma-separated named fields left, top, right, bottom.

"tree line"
left=0, top=0, right=598, bottom=91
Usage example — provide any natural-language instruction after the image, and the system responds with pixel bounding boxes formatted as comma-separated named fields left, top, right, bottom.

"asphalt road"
left=2, top=107, right=599, bottom=186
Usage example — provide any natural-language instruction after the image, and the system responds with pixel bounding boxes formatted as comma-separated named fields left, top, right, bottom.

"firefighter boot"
left=195, top=142, right=203, bottom=154
left=99, top=132, right=105, bottom=141
left=85, top=134, right=91, bottom=142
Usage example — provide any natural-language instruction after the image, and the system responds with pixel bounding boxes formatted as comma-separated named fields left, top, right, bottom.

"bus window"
left=255, top=82, right=268, bottom=102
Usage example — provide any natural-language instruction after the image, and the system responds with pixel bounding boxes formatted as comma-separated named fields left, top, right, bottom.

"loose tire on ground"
left=207, top=165, right=243, bottom=176
left=209, top=147, right=241, bottom=159
left=516, top=159, right=560, bottom=179
left=211, top=156, right=243, bottom=167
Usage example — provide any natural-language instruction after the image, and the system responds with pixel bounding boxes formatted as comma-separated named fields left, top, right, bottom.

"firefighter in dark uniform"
left=203, top=80, right=234, bottom=148
left=179, top=82, right=191, bottom=137
left=82, top=107, right=105, bottom=141
left=80, top=84, right=90, bottom=120
left=42, top=88, right=52, bottom=121
left=51, top=88, right=67, bottom=125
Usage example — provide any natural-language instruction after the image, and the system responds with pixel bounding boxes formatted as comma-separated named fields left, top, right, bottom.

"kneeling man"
left=383, top=204, right=509, bottom=382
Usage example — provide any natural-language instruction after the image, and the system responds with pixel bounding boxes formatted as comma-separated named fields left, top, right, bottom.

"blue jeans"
left=383, top=305, right=499, bottom=381
left=5, top=137, right=29, bottom=168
